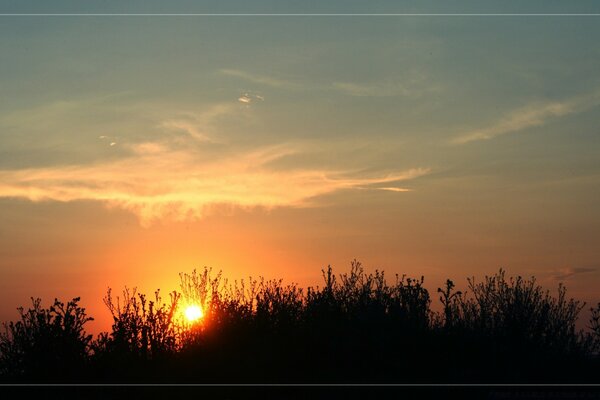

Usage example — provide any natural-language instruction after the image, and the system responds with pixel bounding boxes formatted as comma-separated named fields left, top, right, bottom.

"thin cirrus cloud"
left=552, top=267, right=596, bottom=281
left=160, top=120, right=213, bottom=143
left=333, top=81, right=411, bottom=97
left=0, top=141, right=429, bottom=227
left=332, top=72, right=436, bottom=98
left=220, top=68, right=437, bottom=98
left=219, top=69, right=301, bottom=90
left=376, top=187, right=413, bottom=192
left=0, top=96, right=428, bottom=226
left=451, top=89, right=600, bottom=144
left=238, top=93, right=264, bottom=105
left=159, top=103, right=239, bottom=143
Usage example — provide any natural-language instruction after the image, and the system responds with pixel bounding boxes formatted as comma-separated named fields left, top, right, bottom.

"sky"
left=1, top=1, right=600, bottom=333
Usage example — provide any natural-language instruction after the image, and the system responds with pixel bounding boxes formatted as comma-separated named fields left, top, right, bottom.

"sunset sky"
left=1, top=1, right=600, bottom=333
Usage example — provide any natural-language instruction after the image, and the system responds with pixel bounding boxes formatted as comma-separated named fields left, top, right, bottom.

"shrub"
left=0, top=297, right=93, bottom=381
left=99, top=288, right=181, bottom=361
left=460, top=270, right=584, bottom=353
left=1, top=263, right=597, bottom=383
left=589, top=303, right=600, bottom=354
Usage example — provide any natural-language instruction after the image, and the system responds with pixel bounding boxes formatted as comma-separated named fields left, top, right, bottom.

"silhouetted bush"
left=589, top=303, right=600, bottom=354
left=431, top=270, right=594, bottom=381
left=0, top=262, right=598, bottom=383
left=0, top=297, right=93, bottom=382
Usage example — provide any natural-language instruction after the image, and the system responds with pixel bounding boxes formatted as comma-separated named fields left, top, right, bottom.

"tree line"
left=1, top=261, right=599, bottom=383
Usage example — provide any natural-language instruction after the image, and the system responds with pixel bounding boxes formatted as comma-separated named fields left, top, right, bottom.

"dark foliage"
left=0, top=297, right=93, bottom=382
left=89, top=288, right=181, bottom=381
left=0, top=262, right=598, bottom=383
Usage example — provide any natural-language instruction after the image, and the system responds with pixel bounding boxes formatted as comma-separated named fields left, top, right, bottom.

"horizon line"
left=1, top=13, right=600, bottom=17
left=1, top=383, right=600, bottom=387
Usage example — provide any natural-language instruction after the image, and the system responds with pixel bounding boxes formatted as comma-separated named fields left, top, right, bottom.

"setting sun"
left=2, top=5, right=600, bottom=391
left=184, top=304, right=204, bottom=322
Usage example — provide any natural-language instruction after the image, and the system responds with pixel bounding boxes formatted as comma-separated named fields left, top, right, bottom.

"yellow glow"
left=184, top=304, right=203, bottom=322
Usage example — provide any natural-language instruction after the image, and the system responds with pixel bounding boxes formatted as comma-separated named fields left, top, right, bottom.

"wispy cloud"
left=0, top=95, right=429, bottom=226
left=159, top=103, right=237, bottom=143
left=376, top=187, right=413, bottom=192
left=221, top=68, right=438, bottom=99
left=160, top=120, right=213, bottom=142
left=332, top=81, right=410, bottom=97
left=552, top=267, right=596, bottom=281
left=0, top=142, right=428, bottom=226
left=238, top=92, right=265, bottom=105
left=451, top=90, right=600, bottom=144
left=332, top=76, right=439, bottom=97
left=99, top=135, right=119, bottom=147
left=220, top=69, right=300, bottom=90
left=332, top=73, right=436, bottom=98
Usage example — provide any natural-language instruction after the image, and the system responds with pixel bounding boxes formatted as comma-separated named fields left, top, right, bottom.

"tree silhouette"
left=0, top=297, right=92, bottom=382
left=0, top=264, right=598, bottom=383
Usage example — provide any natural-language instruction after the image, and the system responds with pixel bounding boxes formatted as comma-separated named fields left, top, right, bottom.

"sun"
left=184, top=304, right=203, bottom=322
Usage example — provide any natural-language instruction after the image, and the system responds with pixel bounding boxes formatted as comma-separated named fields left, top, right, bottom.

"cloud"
left=131, top=142, right=166, bottom=155
left=159, top=103, right=241, bottom=144
left=552, top=267, right=596, bottom=281
left=451, top=90, right=600, bottom=144
left=160, top=120, right=212, bottom=142
left=0, top=96, right=428, bottom=226
left=0, top=142, right=429, bottom=227
left=332, top=82, right=408, bottom=97
left=333, top=72, right=439, bottom=98
left=238, top=95, right=252, bottom=104
left=221, top=68, right=438, bottom=99
left=238, top=92, right=264, bottom=105
left=376, top=187, right=413, bottom=192
left=220, top=69, right=300, bottom=90
left=99, top=135, right=118, bottom=147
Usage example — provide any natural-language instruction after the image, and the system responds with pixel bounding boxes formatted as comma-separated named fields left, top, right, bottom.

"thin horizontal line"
left=1, top=383, right=599, bottom=386
left=0, top=13, right=599, bottom=17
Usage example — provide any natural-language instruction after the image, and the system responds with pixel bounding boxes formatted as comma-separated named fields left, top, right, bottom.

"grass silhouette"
left=1, top=261, right=599, bottom=383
